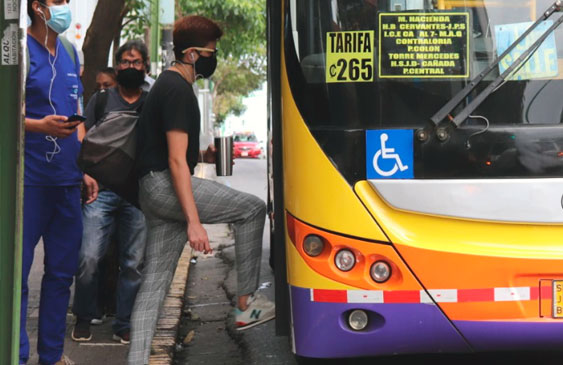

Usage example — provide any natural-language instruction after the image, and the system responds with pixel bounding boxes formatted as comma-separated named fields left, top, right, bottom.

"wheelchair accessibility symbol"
left=366, top=130, right=414, bottom=179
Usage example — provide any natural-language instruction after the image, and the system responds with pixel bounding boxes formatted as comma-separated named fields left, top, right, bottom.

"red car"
left=233, top=132, right=263, bottom=158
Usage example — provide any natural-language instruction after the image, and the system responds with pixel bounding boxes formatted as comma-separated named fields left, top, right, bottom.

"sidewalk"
left=26, top=224, right=228, bottom=365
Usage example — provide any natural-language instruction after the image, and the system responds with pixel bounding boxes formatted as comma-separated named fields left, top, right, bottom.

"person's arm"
left=77, top=123, right=86, bottom=141
left=77, top=99, right=86, bottom=141
left=75, top=95, right=98, bottom=203
left=82, top=174, right=98, bottom=204
left=167, top=129, right=211, bottom=254
left=198, top=144, right=216, bottom=163
left=24, top=115, right=80, bottom=137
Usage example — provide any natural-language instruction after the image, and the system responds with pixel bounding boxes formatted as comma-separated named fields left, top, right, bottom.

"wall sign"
left=4, top=0, right=19, bottom=20
left=2, top=23, right=18, bottom=65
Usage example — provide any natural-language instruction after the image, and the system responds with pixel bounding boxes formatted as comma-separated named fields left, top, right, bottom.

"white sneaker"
left=235, top=293, right=275, bottom=331
left=90, top=315, right=106, bottom=325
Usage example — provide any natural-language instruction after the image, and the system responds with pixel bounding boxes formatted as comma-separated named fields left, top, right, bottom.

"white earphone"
left=35, top=4, right=63, bottom=163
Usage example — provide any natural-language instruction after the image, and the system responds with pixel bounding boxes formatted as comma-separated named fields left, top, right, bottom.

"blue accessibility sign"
left=366, top=129, right=414, bottom=179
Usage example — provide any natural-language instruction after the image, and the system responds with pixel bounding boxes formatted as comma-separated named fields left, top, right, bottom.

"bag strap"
left=94, top=89, right=110, bottom=125
left=58, top=36, right=76, bottom=65
left=26, top=36, right=76, bottom=77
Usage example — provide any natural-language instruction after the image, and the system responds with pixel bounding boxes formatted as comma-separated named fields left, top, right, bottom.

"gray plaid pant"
left=128, top=169, right=266, bottom=364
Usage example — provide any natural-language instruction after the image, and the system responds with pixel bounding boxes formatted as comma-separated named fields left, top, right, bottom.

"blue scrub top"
left=25, top=34, right=84, bottom=186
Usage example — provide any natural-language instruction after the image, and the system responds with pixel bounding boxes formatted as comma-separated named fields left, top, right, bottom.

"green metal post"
left=150, top=0, right=160, bottom=73
left=0, top=1, right=25, bottom=364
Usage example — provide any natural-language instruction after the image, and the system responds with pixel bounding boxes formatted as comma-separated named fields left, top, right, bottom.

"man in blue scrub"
left=22, top=1, right=98, bottom=364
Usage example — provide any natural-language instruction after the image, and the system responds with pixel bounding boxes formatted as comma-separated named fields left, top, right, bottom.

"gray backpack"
left=77, top=90, right=141, bottom=207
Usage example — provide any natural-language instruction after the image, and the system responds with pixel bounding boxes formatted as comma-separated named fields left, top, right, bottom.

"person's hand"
left=188, top=222, right=212, bottom=254
left=40, top=115, right=81, bottom=138
left=201, top=144, right=216, bottom=164
left=82, top=174, right=99, bottom=204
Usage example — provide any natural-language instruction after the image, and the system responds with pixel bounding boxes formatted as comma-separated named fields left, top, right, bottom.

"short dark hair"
left=97, top=67, right=117, bottom=79
left=115, top=39, right=149, bottom=70
left=28, top=0, right=71, bottom=22
left=28, top=0, right=45, bottom=21
left=173, top=15, right=222, bottom=60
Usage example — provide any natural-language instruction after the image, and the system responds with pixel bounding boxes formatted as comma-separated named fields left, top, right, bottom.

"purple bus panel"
left=291, top=286, right=470, bottom=358
left=454, top=320, right=563, bottom=351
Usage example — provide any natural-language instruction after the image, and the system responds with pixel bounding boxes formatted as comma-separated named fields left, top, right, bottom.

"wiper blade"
left=452, top=15, right=563, bottom=126
left=430, top=0, right=563, bottom=127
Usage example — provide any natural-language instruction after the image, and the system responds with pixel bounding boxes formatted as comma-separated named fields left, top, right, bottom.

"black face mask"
left=194, top=52, right=217, bottom=79
left=116, top=68, right=145, bottom=89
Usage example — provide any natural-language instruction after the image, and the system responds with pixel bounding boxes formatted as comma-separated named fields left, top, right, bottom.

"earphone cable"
left=40, top=11, right=62, bottom=162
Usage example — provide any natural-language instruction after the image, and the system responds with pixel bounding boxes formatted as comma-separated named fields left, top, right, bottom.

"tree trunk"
left=82, top=0, right=127, bottom=104
left=112, top=26, right=122, bottom=60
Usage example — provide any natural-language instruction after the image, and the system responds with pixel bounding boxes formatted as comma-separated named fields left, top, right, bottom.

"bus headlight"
left=335, top=249, right=355, bottom=271
left=303, top=235, right=324, bottom=257
left=370, top=261, right=391, bottom=283
left=348, top=310, right=369, bottom=331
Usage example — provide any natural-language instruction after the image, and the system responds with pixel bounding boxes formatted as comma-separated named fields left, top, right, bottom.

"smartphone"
left=67, top=114, right=87, bottom=122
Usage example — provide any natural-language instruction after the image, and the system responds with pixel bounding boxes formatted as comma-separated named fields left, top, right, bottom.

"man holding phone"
left=71, top=39, right=148, bottom=345
left=22, top=1, right=97, bottom=364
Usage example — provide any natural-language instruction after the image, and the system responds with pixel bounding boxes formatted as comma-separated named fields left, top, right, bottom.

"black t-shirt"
left=136, top=70, right=201, bottom=178
left=84, top=87, right=147, bottom=129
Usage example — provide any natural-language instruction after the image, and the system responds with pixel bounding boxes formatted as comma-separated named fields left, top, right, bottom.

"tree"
left=211, top=54, right=265, bottom=125
left=82, top=0, right=126, bottom=103
left=178, top=0, right=266, bottom=126
left=82, top=0, right=151, bottom=103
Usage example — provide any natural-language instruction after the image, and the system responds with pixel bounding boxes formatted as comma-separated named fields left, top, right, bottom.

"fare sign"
left=326, top=31, right=375, bottom=83
left=379, top=12, right=469, bottom=78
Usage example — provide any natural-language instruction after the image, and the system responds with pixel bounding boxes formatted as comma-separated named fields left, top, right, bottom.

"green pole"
left=150, top=0, right=160, bottom=73
left=0, top=1, right=25, bottom=364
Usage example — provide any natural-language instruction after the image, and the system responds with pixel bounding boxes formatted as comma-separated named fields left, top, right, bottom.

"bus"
left=268, top=0, right=563, bottom=360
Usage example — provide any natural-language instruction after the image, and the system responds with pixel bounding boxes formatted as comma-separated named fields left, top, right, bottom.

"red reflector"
left=458, top=288, right=493, bottom=302
left=383, top=290, right=420, bottom=303
left=313, top=289, right=347, bottom=303
left=558, top=152, right=563, bottom=157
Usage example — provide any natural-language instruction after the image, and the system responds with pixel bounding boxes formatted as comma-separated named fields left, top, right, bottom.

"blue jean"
left=20, top=185, right=83, bottom=365
left=72, top=190, right=146, bottom=335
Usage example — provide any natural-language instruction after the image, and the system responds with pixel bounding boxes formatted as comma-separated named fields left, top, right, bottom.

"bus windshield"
left=286, top=0, right=563, bottom=129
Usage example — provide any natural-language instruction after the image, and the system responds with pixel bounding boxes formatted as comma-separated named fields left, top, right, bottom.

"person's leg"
left=189, top=176, right=273, bottom=329
left=112, top=199, right=146, bottom=338
left=128, top=219, right=185, bottom=364
left=20, top=186, right=51, bottom=364
left=72, top=191, right=118, bottom=324
left=128, top=171, right=188, bottom=365
left=191, top=177, right=266, bottom=299
left=37, top=186, right=82, bottom=365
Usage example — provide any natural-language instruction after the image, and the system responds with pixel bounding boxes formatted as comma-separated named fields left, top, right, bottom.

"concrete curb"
left=149, top=244, right=193, bottom=364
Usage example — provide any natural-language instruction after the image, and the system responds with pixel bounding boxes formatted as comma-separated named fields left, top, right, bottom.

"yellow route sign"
left=326, top=31, right=374, bottom=83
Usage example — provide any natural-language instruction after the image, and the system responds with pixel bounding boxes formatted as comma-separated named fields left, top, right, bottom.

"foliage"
left=178, top=0, right=267, bottom=125
left=210, top=53, right=266, bottom=125
left=178, top=0, right=266, bottom=59
left=121, top=0, right=152, bottom=40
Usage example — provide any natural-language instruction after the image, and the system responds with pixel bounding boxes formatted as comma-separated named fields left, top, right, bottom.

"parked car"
left=233, top=132, right=263, bottom=158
